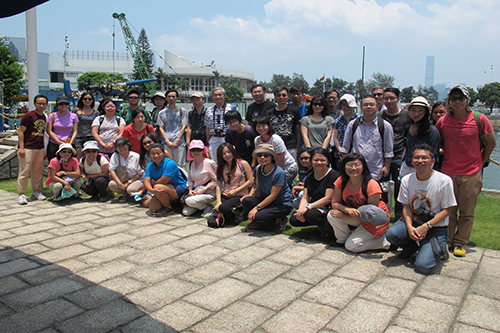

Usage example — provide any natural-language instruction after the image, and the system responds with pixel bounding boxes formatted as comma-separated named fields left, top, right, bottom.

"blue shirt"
left=255, top=165, right=293, bottom=207
left=145, top=157, right=185, bottom=186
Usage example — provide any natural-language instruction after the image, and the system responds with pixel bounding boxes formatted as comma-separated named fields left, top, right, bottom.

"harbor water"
left=482, top=131, right=500, bottom=191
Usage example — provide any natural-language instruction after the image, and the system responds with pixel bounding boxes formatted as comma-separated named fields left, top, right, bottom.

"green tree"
left=478, top=82, right=500, bottom=112
left=331, top=76, right=351, bottom=96
left=400, top=86, right=416, bottom=103
left=224, top=85, right=244, bottom=103
left=76, top=72, right=126, bottom=90
left=0, top=39, right=25, bottom=107
left=365, top=72, right=395, bottom=92
left=353, top=79, right=367, bottom=100
left=467, top=86, right=479, bottom=106
left=133, top=28, right=154, bottom=82
left=291, top=73, right=310, bottom=93
left=416, top=85, right=439, bottom=104
left=269, top=74, right=292, bottom=91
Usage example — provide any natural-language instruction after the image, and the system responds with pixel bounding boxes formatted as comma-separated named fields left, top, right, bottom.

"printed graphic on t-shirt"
left=33, top=119, right=46, bottom=137
left=410, top=190, right=432, bottom=224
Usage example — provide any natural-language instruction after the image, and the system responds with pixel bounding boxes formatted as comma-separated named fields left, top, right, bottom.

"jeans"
left=385, top=220, right=449, bottom=274
left=242, top=196, right=291, bottom=226
left=390, top=158, right=402, bottom=216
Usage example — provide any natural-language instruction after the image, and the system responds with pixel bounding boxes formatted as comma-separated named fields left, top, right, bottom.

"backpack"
left=340, top=178, right=388, bottom=205
left=98, top=115, right=124, bottom=131
left=348, top=114, right=385, bottom=153
left=207, top=210, right=225, bottom=228
left=81, top=153, right=110, bottom=167
left=474, top=111, right=490, bottom=167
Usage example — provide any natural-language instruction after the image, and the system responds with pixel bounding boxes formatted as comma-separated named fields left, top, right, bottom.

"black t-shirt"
left=381, top=109, right=411, bottom=159
left=266, top=105, right=302, bottom=149
left=225, top=124, right=256, bottom=165
left=246, top=100, right=275, bottom=127
left=188, top=107, right=207, bottom=145
left=304, top=169, right=339, bottom=206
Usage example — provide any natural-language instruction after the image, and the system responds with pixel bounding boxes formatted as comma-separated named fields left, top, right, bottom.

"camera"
left=414, top=207, right=435, bottom=225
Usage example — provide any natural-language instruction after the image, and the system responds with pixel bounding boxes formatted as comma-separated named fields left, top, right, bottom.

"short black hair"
left=224, top=110, right=242, bottom=124
left=412, top=143, right=436, bottom=159
left=33, top=94, right=48, bottom=104
left=254, top=115, right=275, bottom=136
left=273, top=86, right=289, bottom=96
left=324, top=89, right=339, bottom=99
left=166, top=89, right=179, bottom=98
left=384, top=87, right=400, bottom=98
left=251, top=84, right=266, bottom=93
left=289, top=85, right=303, bottom=94
left=127, top=89, right=140, bottom=97
left=371, top=87, right=383, bottom=94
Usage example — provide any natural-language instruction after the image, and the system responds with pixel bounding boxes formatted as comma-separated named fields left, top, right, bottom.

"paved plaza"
left=0, top=189, right=499, bottom=332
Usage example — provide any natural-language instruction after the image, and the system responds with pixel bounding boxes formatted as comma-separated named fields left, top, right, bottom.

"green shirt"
left=119, top=106, right=151, bottom=125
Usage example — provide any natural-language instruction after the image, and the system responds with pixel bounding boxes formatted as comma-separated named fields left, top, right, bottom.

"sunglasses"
left=60, top=150, right=72, bottom=154
left=190, top=148, right=203, bottom=152
left=257, top=153, right=271, bottom=158
left=275, top=93, right=288, bottom=98
left=128, top=96, right=140, bottom=99
left=58, top=103, right=70, bottom=106
left=84, top=149, right=98, bottom=153
left=312, top=103, right=323, bottom=106
left=82, top=98, right=93, bottom=101
left=450, top=96, right=466, bottom=102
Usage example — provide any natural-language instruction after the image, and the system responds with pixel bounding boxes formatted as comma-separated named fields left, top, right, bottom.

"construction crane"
left=112, top=12, right=156, bottom=97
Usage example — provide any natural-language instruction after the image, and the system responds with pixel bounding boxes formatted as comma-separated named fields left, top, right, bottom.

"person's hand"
left=171, top=139, right=179, bottom=148
left=408, top=225, right=423, bottom=241
left=226, top=189, right=237, bottom=198
left=64, top=183, right=71, bottom=192
left=415, top=224, right=429, bottom=239
left=329, top=209, right=344, bottom=218
left=118, top=182, right=127, bottom=191
left=294, top=208, right=307, bottom=222
left=240, top=195, right=250, bottom=202
left=214, top=203, right=221, bottom=211
left=187, top=189, right=195, bottom=197
left=248, top=207, right=258, bottom=222
left=56, top=170, right=65, bottom=177
left=344, top=207, right=361, bottom=218
left=18, top=148, right=26, bottom=158
left=381, top=166, right=389, bottom=178
left=194, top=188, right=206, bottom=195
left=105, top=142, right=114, bottom=150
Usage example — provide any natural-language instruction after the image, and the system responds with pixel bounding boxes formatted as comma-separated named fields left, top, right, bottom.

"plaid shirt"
left=334, top=113, right=360, bottom=147
left=204, top=103, right=238, bottom=136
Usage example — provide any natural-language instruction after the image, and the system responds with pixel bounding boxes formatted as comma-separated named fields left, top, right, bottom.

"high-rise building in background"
left=425, top=56, right=435, bottom=88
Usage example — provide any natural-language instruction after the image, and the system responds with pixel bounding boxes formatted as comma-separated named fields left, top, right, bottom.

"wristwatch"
left=256, top=205, right=262, bottom=211
left=306, top=203, right=312, bottom=210
left=426, top=222, right=433, bottom=229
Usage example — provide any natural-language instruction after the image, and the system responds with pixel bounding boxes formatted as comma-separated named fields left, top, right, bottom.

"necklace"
left=314, top=168, right=331, bottom=181
left=261, top=165, right=275, bottom=176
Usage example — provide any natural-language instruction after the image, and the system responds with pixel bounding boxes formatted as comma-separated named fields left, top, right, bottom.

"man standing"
left=267, top=86, right=302, bottom=160
left=372, top=87, right=386, bottom=113
left=385, top=144, right=457, bottom=274
left=17, top=94, right=48, bottom=204
left=436, top=85, right=496, bottom=257
left=325, top=88, right=341, bottom=119
left=224, top=110, right=256, bottom=165
left=381, top=87, right=412, bottom=219
left=341, top=96, right=394, bottom=181
left=289, top=85, right=306, bottom=117
left=245, top=84, right=275, bottom=128
left=205, top=87, right=239, bottom=160
left=186, top=92, right=207, bottom=146
left=157, top=89, right=188, bottom=168
left=120, top=89, right=151, bottom=125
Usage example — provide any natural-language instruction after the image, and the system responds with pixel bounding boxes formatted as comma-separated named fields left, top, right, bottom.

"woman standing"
left=300, top=96, right=334, bottom=149
left=75, top=92, right=99, bottom=160
left=242, top=144, right=293, bottom=233
left=183, top=140, right=218, bottom=217
left=46, top=96, right=79, bottom=161
left=46, top=143, right=82, bottom=200
left=122, top=109, right=155, bottom=154
left=79, top=140, right=110, bottom=202
left=91, top=98, right=125, bottom=157
left=327, top=153, right=391, bottom=252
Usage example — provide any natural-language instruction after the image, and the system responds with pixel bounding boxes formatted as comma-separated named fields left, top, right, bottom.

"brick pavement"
left=0, top=189, right=499, bottom=332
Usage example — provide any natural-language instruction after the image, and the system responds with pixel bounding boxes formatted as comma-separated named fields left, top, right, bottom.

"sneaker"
left=156, top=207, right=174, bottom=217
left=201, top=204, right=213, bottom=218
left=454, top=246, right=466, bottom=257
left=99, top=196, right=108, bottom=202
left=31, top=192, right=46, bottom=201
left=397, top=247, right=417, bottom=261
left=244, top=221, right=262, bottom=232
left=274, top=216, right=288, bottom=233
left=118, top=195, right=128, bottom=203
left=18, top=194, right=28, bottom=205
left=182, top=205, right=198, bottom=216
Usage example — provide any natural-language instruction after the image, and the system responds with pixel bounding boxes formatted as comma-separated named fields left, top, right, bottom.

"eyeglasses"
left=83, top=98, right=93, bottom=101
left=312, top=103, right=323, bottom=107
left=35, top=102, right=47, bottom=106
left=275, top=93, right=288, bottom=98
left=226, top=172, right=233, bottom=185
left=257, top=153, right=271, bottom=158
left=299, top=157, right=310, bottom=160
left=449, top=96, right=466, bottom=102
left=190, top=148, right=203, bottom=152
left=128, top=96, right=140, bottom=99
left=60, top=150, right=72, bottom=154
left=346, top=162, right=362, bottom=168
left=58, top=103, right=70, bottom=106
left=372, top=93, right=383, bottom=97
left=362, top=103, right=376, bottom=107
left=84, top=149, right=98, bottom=153
left=143, top=140, right=154, bottom=146
left=432, top=111, right=446, bottom=115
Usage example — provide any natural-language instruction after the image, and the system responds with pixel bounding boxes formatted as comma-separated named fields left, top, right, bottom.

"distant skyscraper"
left=425, top=56, right=435, bottom=88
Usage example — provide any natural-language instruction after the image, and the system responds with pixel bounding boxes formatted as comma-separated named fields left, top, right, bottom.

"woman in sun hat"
left=79, top=140, right=110, bottom=202
left=46, top=143, right=82, bottom=200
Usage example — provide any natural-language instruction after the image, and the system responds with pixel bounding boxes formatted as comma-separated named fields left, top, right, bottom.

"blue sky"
left=1, top=0, right=499, bottom=90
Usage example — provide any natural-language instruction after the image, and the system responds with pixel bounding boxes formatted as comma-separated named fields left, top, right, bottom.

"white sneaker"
left=182, top=205, right=198, bottom=216
left=31, top=192, right=46, bottom=201
left=18, top=194, right=28, bottom=205
left=201, top=204, right=213, bottom=218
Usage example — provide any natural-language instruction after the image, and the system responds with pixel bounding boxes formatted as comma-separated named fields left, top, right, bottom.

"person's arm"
left=226, top=161, right=254, bottom=197
left=381, top=121, right=394, bottom=177
left=330, top=186, right=359, bottom=219
left=92, top=125, right=106, bottom=147
left=185, top=124, right=192, bottom=147
left=205, top=126, right=211, bottom=145
left=294, top=187, right=310, bottom=222
left=159, top=126, right=170, bottom=147
left=333, top=129, right=341, bottom=152
left=65, top=160, right=81, bottom=178
left=88, top=163, right=109, bottom=179
left=47, top=120, right=63, bottom=145
left=69, top=121, right=78, bottom=144
left=276, top=153, right=285, bottom=168
left=109, top=169, right=127, bottom=191
left=17, top=125, right=27, bottom=158
left=115, top=122, right=125, bottom=140
left=323, top=124, right=334, bottom=149
left=312, top=188, right=334, bottom=209
left=173, top=125, right=187, bottom=148
left=381, top=157, right=391, bottom=178
left=50, top=166, right=71, bottom=191
left=482, top=131, right=496, bottom=165
left=301, top=124, right=311, bottom=148
left=143, top=177, right=154, bottom=192
left=214, top=180, right=223, bottom=211
left=296, top=124, right=302, bottom=152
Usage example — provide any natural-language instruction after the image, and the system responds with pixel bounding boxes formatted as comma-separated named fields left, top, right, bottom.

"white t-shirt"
left=398, top=171, right=457, bottom=227
left=254, top=134, right=296, bottom=171
left=109, top=151, right=145, bottom=180
left=79, top=155, right=109, bottom=175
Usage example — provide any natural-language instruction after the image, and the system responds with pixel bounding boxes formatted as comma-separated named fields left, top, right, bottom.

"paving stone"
left=456, top=294, right=500, bottom=332
left=0, top=231, right=54, bottom=247
left=26, top=206, right=71, bottom=217
left=417, top=275, right=469, bottom=306
left=183, top=277, right=254, bottom=311
left=9, top=222, right=62, bottom=235
left=255, top=233, right=295, bottom=250
left=0, top=213, right=34, bottom=223
left=17, top=243, right=50, bottom=255
left=0, top=246, right=28, bottom=263
left=384, top=326, right=420, bottom=333
left=192, top=301, right=273, bottom=333
left=64, top=285, right=123, bottom=309
left=168, top=224, right=206, bottom=237
left=483, top=249, right=500, bottom=259
left=47, top=222, right=98, bottom=236
left=37, top=244, right=93, bottom=263
left=469, top=274, right=500, bottom=300
left=127, top=278, right=202, bottom=311
left=476, top=256, right=500, bottom=278
left=0, top=299, right=84, bottom=333
left=23, top=214, right=63, bottom=224
left=56, top=298, right=144, bottom=333
left=128, top=259, right=192, bottom=284
left=83, top=233, right=136, bottom=250
left=171, top=234, right=219, bottom=250
left=215, top=233, right=263, bottom=250
left=0, top=221, right=25, bottom=231
left=394, top=297, right=457, bottom=333
left=53, top=213, right=102, bottom=225
left=150, top=300, right=212, bottom=332
left=0, top=302, right=13, bottom=317
left=327, top=298, right=398, bottom=333
left=100, top=276, right=147, bottom=295
left=2, top=277, right=85, bottom=310
left=37, top=328, right=60, bottom=333
left=58, top=259, right=92, bottom=273
left=89, top=223, right=133, bottom=237
left=267, top=245, right=317, bottom=266
left=441, top=257, right=478, bottom=281
left=78, top=259, right=137, bottom=284
left=358, top=276, right=417, bottom=308
left=0, top=276, right=29, bottom=296
left=245, top=277, right=311, bottom=311
left=0, top=257, right=40, bottom=278
left=128, top=232, right=180, bottom=249
left=303, top=276, right=366, bottom=309
left=127, top=223, right=175, bottom=237
left=221, top=245, right=275, bottom=267
left=93, top=207, right=137, bottom=217
left=231, top=260, right=292, bottom=286
left=1, top=206, right=36, bottom=216
left=262, top=299, right=338, bottom=333
left=283, top=258, right=339, bottom=285
left=91, top=215, right=137, bottom=226
left=40, top=233, right=96, bottom=249
left=206, top=225, right=245, bottom=238
left=123, top=315, right=178, bottom=333
left=126, top=244, right=182, bottom=265
left=0, top=230, right=14, bottom=240
left=176, top=244, right=230, bottom=266
left=179, top=260, right=239, bottom=285
left=334, top=256, right=385, bottom=283
left=451, top=323, right=497, bottom=333
left=18, top=264, right=72, bottom=285
left=384, top=262, right=426, bottom=282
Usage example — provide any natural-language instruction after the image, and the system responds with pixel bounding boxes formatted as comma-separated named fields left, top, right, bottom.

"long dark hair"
left=77, top=92, right=95, bottom=109
left=216, top=143, right=241, bottom=182
left=339, top=153, right=371, bottom=205
left=409, top=104, right=431, bottom=137
left=306, top=96, right=328, bottom=117
left=139, top=133, right=159, bottom=168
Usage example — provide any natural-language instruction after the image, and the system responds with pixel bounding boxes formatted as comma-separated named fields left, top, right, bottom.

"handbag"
left=115, top=154, right=130, bottom=183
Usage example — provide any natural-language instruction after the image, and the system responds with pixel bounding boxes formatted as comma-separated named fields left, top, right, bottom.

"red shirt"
left=122, top=124, right=155, bottom=153
left=20, top=111, right=46, bottom=150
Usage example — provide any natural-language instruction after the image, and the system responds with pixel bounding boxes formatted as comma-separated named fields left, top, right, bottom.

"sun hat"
left=151, top=92, right=165, bottom=101
left=446, top=84, right=471, bottom=113
left=357, top=204, right=389, bottom=226
left=336, top=94, right=357, bottom=110
left=56, top=143, right=76, bottom=156
left=252, top=144, right=278, bottom=162
left=186, top=139, right=209, bottom=161
left=191, top=92, right=204, bottom=98
left=407, top=96, right=431, bottom=112
left=82, top=140, right=100, bottom=152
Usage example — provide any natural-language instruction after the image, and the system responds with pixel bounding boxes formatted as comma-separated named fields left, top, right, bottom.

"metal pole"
left=26, top=8, right=39, bottom=110
left=361, top=46, right=365, bottom=82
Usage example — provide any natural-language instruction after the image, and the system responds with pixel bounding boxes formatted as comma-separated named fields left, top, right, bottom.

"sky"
left=1, top=0, right=499, bottom=90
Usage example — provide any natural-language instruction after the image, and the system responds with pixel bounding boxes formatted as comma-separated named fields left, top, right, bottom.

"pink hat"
left=186, top=139, right=209, bottom=161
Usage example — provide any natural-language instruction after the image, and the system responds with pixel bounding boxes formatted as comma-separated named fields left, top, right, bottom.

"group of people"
left=16, top=82, right=495, bottom=274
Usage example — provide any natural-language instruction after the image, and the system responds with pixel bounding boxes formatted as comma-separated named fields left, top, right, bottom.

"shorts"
left=175, top=184, right=188, bottom=199
left=74, top=135, right=94, bottom=149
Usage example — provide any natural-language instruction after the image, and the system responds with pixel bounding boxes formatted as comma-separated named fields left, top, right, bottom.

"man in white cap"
left=332, top=94, right=359, bottom=169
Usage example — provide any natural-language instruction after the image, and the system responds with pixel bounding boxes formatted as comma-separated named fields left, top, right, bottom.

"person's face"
left=212, top=89, right=225, bottom=105
left=222, top=147, right=233, bottom=163
left=128, top=94, right=140, bottom=106
left=104, top=102, right=116, bottom=114
left=149, top=147, right=165, bottom=164
left=312, top=101, right=324, bottom=114
left=166, top=92, right=178, bottom=105
left=57, top=102, right=69, bottom=112
left=191, top=96, right=204, bottom=109
left=59, top=149, right=73, bottom=158
left=432, top=105, right=447, bottom=122
left=340, top=100, right=353, bottom=114
left=34, top=97, right=48, bottom=113
left=412, top=149, right=434, bottom=172
left=311, top=153, right=328, bottom=171
left=190, top=147, right=204, bottom=157
left=133, top=112, right=145, bottom=125
left=345, top=159, right=363, bottom=178
left=142, top=137, right=155, bottom=151
left=409, top=105, right=427, bottom=122
left=252, top=86, right=266, bottom=103
left=153, top=97, right=165, bottom=108
left=372, top=89, right=384, bottom=103
left=449, top=90, right=467, bottom=112
left=257, top=152, right=272, bottom=166
left=360, top=97, right=377, bottom=116
left=115, top=144, right=129, bottom=155
left=84, top=149, right=98, bottom=158
left=383, top=91, right=399, bottom=109
left=291, top=90, right=303, bottom=104
left=274, top=90, right=288, bottom=106
left=227, top=119, right=241, bottom=131
left=299, top=153, right=311, bottom=168
left=256, top=123, right=269, bottom=136
left=326, top=92, right=339, bottom=108
left=82, top=95, right=93, bottom=106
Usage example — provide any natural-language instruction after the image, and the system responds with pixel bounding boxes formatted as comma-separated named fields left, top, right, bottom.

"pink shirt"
left=187, top=158, right=217, bottom=195
left=222, top=160, right=249, bottom=197
left=46, top=157, right=79, bottom=187
left=436, top=112, right=493, bottom=175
